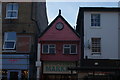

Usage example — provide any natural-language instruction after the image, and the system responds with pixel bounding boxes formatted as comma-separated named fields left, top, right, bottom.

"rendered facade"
left=75, top=7, right=120, bottom=80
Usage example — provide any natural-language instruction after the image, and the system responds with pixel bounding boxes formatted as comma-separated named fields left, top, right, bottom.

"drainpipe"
left=36, top=43, right=41, bottom=80
left=31, top=2, right=41, bottom=80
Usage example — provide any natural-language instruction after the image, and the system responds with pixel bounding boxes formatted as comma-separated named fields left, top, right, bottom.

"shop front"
left=68, top=59, right=120, bottom=80
left=78, top=71, right=118, bottom=80
left=42, top=61, right=77, bottom=80
left=2, top=54, right=29, bottom=80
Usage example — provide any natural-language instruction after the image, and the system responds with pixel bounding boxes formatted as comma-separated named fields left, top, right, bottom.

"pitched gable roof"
left=38, top=11, right=80, bottom=41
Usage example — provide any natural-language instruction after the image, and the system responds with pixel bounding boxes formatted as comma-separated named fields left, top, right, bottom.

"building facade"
left=76, top=7, right=120, bottom=80
left=37, top=10, right=81, bottom=80
left=0, top=2, right=2, bottom=80
left=118, top=1, right=120, bottom=7
left=2, top=2, right=48, bottom=80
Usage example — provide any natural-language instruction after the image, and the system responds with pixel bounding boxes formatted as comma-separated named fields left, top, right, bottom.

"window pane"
left=11, top=12, right=17, bottom=17
left=7, top=3, right=13, bottom=10
left=91, top=14, right=100, bottom=26
left=7, top=3, right=18, bottom=10
left=43, top=45, right=48, bottom=53
left=4, top=42, right=15, bottom=49
left=49, top=45, right=55, bottom=54
left=64, top=48, right=70, bottom=54
left=64, top=45, right=70, bottom=47
left=7, top=11, right=17, bottom=18
left=71, top=45, right=76, bottom=53
left=6, top=32, right=16, bottom=40
left=98, top=23, right=100, bottom=26
left=49, top=48, right=55, bottom=54
left=13, top=3, right=18, bottom=10
left=49, top=45, right=55, bottom=48
left=7, top=12, right=12, bottom=17
left=6, top=3, right=18, bottom=18
left=91, top=38, right=101, bottom=54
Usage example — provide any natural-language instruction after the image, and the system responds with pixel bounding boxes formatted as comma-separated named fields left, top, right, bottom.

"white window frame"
left=3, top=32, right=16, bottom=49
left=63, top=44, right=77, bottom=54
left=91, top=38, right=101, bottom=55
left=5, top=3, right=18, bottom=19
left=42, top=44, right=56, bottom=54
left=91, top=14, right=100, bottom=27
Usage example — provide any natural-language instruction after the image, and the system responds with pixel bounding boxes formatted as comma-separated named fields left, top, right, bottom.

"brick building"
left=2, top=2, right=48, bottom=80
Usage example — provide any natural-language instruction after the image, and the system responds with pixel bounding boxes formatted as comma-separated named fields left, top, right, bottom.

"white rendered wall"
left=84, top=12, right=119, bottom=59
left=118, top=13, right=120, bottom=59
left=118, top=1, right=120, bottom=7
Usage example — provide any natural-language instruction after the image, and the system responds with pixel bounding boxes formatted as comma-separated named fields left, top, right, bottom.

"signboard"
left=1, top=54, right=29, bottom=69
left=43, top=61, right=76, bottom=74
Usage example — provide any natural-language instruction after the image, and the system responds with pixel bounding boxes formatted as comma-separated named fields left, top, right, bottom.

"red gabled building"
left=37, top=10, right=80, bottom=80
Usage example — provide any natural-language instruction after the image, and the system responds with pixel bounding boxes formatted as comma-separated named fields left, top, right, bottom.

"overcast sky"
left=46, top=2, right=118, bottom=28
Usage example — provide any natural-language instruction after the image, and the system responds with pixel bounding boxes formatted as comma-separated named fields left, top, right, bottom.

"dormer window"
left=6, top=3, right=18, bottom=19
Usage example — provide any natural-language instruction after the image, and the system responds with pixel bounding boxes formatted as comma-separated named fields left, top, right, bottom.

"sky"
left=46, top=2, right=118, bottom=28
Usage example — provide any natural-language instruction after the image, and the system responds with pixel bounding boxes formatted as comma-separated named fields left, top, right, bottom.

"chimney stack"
left=59, top=9, right=61, bottom=15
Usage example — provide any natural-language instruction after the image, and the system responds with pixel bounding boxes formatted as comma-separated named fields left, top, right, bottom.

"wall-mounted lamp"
left=94, top=62, right=99, bottom=66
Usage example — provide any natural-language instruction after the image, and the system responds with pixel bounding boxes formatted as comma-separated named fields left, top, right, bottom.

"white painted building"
left=118, top=1, right=120, bottom=7
left=76, top=7, right=120, bottom=59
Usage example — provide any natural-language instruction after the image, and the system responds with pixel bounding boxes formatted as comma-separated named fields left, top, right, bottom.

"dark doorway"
left=8, top=70, right=21, bottom=80
left=10, top=72, right=18, bottom=80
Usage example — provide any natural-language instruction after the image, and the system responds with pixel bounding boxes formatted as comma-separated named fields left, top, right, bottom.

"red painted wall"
left=39, top=16, right=81, bottom=61
left=38, top=18, right=80, bottom=41
left=40, top=41, right=80, bottom=61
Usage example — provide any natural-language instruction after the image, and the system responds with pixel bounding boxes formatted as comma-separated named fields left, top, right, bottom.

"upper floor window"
left=91, top=14, right=100, bottom=27
left=42, top=44, right=56, bottom=54
left=3, top=32, right=16, bottom=49
left=6, top=3, right=18, bottom=19
left=91, top=38, right=101, bottom=54
left=63, top=44, right=77, bottom=54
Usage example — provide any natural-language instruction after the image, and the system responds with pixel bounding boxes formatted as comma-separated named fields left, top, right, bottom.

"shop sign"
left=1, top=54, right=29, bottom=69
left=43, top=61, right=75, bottom=74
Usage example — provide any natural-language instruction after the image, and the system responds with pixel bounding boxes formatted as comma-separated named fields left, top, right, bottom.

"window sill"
left=90, top=54, right=102, bottom=59
left=2, top=50, right=16, bottom=53
left=91, top=53, right=101, bottom=55
left=63, top=53, right=77, bottom=55
left=42, top=53, right=55, bottom=55
left=90, top=26, right=101, bottom=29
left=3, top=46, right=16, bottom=49
left=5, top=17, right=18, bottom=19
